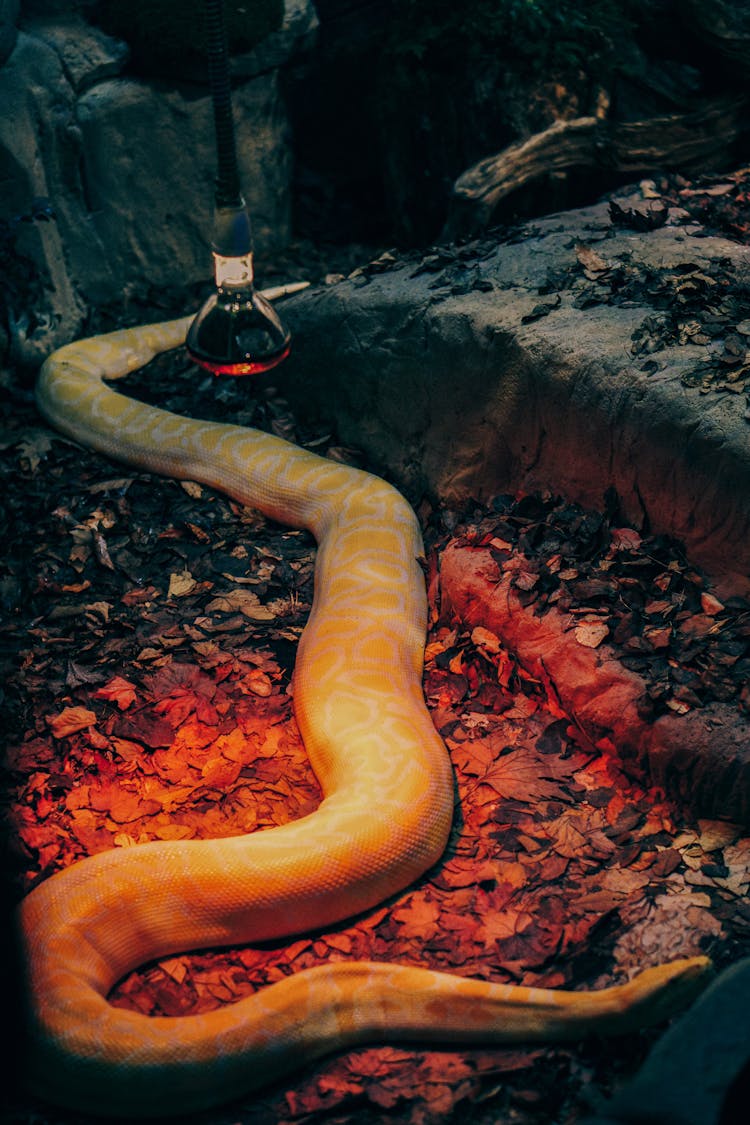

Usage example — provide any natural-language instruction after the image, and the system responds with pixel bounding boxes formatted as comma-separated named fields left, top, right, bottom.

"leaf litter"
left=530, top=168, right=750, bottom=407
left=1, top=350, right=750, bottom=1125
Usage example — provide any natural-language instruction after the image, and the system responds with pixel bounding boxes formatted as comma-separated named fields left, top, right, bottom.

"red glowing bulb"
left=191, top=342, right=291, bottom=377
left=187, top=250, right=291, bottom=378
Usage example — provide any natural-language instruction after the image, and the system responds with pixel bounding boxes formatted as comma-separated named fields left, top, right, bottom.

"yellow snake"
left=24, top=314, right=712, bottom=1118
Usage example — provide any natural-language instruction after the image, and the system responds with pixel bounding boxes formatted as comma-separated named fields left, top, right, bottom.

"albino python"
left=25, top=312, right=712, bottom=1118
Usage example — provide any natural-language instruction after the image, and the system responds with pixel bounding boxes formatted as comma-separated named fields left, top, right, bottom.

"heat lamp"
left=187, top=0, right=290, bottom=376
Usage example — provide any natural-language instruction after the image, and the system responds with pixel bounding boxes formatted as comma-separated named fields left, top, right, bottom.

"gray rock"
left=72, top=70, right=291, bottom=303
left=580, top=959, right=750, bottom=1125
left=281, top=203, right=750, bottom=586
left=21, top=12, right=129, bottom=92
left=0, top=32, right=85, bottom=362
left=0, top=17, right=292, bottom=356
left=0, top=0, right=18, bottom=65
left=231, top=0, right=319, bottom=80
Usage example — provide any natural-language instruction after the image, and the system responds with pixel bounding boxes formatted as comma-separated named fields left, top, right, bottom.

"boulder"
left=580, top=959, right=750, bottom=1125
left=71, top=70, right=291, bottom=304
left=0, top=0, right=18, bottom=65
left=231, top=0, right=318, bottom=80
left=0, top=32, right=86, bottom=364
left=1, top=2, right=303, bottom=360
left=20, top=10, right=129, bottom=92
left=281, top=193, right=750, bottom=587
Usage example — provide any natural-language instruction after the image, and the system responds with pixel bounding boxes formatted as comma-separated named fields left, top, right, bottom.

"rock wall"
left=1, top=1, right=316, bottom=364
left=0, top=0, right=18, bottom=62
left=281, top=194, right=750, bottom=586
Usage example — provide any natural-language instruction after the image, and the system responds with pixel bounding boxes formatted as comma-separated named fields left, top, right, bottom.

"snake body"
left=24, top=317, right=711, bottom=1118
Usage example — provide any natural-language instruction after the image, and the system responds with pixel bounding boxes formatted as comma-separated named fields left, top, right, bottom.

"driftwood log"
left=443, top=95, right=749, bottom=239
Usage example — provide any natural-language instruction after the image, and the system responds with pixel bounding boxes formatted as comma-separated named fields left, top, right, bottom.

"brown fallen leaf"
left=701, top=591, right=725, bottom=616
left=574, top=620, right=609, bottom=648
left=94, top=676, right=138, bottom=711
left=471, top=626, right=502, bottom=654
left=88, top=783, right=162, bottom=824
left=205, top=589, right=275, bottom=621
left=610, top=527, right=642, bottom=551
left=168, top=570, right=197, bottom=598
left=155, top=824, right=196, bottom=841
left=477, top=908, right=534, bottom=948
left=180, top=481, right=203, bottom=499
left=47, top=706, right=98, bottom=738
left=650, top=848, right=683, bottom=877
left=456, top=739, right=570, bottom=803
left=240, top=668, right=274, bottom=697
left=574, top=241, right=611, bottom=278
left=391, top=894, right=441, bottom=939
left=200, top=756, right=242, bottom=789
left=17, top=428, right=53, bottom=472
left=113, top=711, right=174, bottom=749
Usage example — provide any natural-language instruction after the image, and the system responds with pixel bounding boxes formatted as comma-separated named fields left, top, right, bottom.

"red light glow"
left=191, top=343, right=291, bottom=377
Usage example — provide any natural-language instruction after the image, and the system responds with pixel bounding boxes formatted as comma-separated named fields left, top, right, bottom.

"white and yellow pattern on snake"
left=25, top=314, right=711, bottom=1118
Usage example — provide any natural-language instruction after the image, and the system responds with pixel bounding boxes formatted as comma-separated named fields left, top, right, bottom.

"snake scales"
left=24, top=315, right=712, bottom=1118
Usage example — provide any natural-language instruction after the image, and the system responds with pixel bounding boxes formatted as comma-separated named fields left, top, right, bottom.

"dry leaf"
left=47, top=706, right=98, bottom=738
left=392, top=895, right=440, bottom=939
left=88, top=783, right=161, bottom=823
left=155, top=824, right=195, bottom=841
left=17, top=429, right=53, bottom=471
left=168, top=570, right=197, bottom=598
left=478, top=908, right=534, bottom=947
left=697, top=818, right=740, bottom=852
left=574, top=241, right=611, bottom=278
left=610, top=527, right=642, bottom=551
left=85, top=601, right=110, bottom=623
left=471, top=626, right=502, bottom=654
left=700, top=592, right=724, bottom=616
left=94, top=676, right=138, bottom=710
left=241, top=668, right=273, bottom=697
left=575, top=621, right=609, bottom=648
left=206, top=589, right=275, bottom=621
left=467, top=741, right=569, bottom=803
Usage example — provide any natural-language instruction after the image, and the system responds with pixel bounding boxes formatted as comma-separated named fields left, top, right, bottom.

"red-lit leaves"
left=1, top=382, right=322, bottom=895
left=93, top=675, right=138, bottom=710
left=439, top=492, right=750, bottom=720
left=422, top=630, right=702, bottom=981
left=7, top=652, right=314, bottom=888
left=3, top=352, right=750, bottom=1125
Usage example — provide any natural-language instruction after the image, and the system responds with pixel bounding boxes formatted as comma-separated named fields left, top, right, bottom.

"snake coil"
left=23, top=318, right=712, bottom=1118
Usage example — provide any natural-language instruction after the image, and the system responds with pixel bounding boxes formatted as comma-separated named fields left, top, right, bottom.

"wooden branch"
left=443, top=95, right=749, bottom=240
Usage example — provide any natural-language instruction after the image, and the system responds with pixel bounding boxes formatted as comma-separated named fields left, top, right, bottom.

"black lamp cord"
left=203, top=0, right=242, bottom=209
